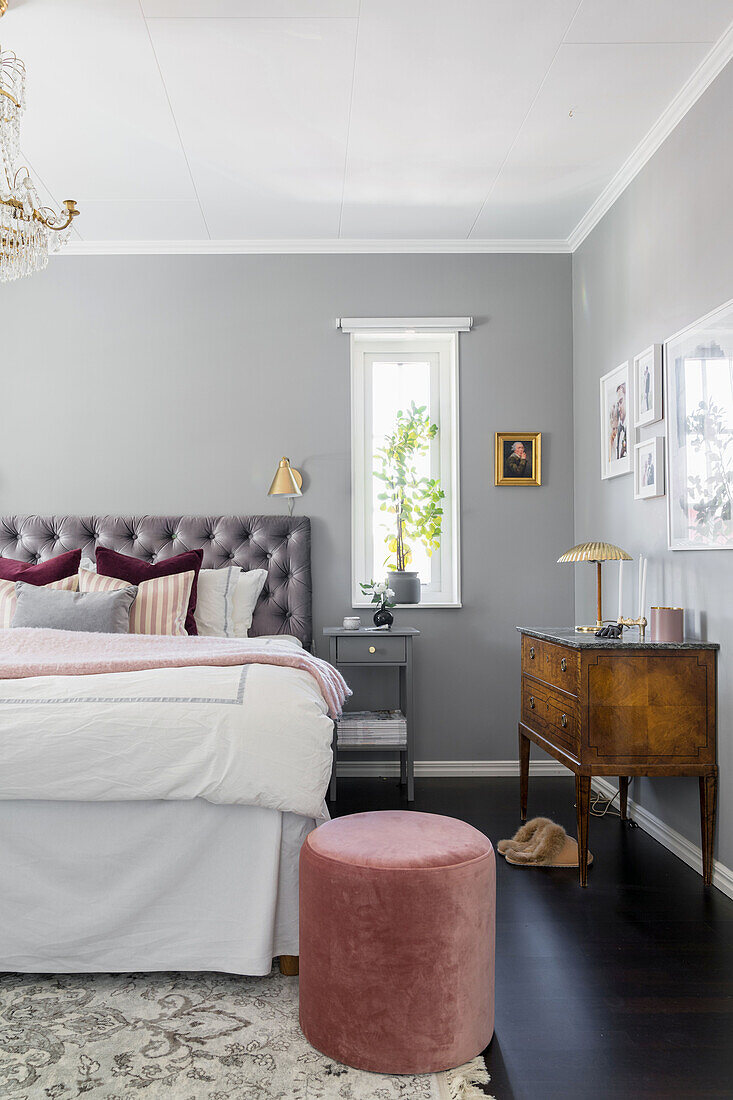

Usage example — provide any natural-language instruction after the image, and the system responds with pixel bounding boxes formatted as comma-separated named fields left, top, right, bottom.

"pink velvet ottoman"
left=299, top=810, right=495, bottom=1075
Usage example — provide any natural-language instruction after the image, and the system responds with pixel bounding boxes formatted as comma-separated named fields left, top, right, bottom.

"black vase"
left=373, top=605, right=394, bottom=629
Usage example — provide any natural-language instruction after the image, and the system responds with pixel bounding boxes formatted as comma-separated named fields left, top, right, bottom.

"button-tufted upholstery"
left=0, top=516, right=312, bottom=648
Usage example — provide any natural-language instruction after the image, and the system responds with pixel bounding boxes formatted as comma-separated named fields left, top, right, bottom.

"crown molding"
left=58, top=237, right=571, bottom=257
left=568, top=19, right=733, bottom=252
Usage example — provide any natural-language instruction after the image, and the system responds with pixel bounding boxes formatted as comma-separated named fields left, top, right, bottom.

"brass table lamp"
left=558, top=541, right=632, bottom=633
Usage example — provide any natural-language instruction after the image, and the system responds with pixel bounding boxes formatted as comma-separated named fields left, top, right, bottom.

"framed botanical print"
left=494, top=432, right=541, bottom=486
left=599, top=362, right=631, bottom=479
left=634, top=437, right=665, bottom=499
left=666, top=298, right=733, bottom=550
left=634, top=344, right=663, bottom=426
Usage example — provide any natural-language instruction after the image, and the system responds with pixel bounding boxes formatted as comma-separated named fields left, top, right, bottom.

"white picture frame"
left=634, top=437, right=665, bottom=499
left=634, top=344, right=663, bottom=426
left=666, top=297, right=733, bottom=550
left=600, top=361, right=631, bottom=479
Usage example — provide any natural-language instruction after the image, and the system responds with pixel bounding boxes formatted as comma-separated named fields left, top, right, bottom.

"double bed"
left=0, top=514, right=339, bottom=976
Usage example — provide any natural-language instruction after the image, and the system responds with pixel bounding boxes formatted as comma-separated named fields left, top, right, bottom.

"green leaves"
left=372, top=404, right=444, bottom=571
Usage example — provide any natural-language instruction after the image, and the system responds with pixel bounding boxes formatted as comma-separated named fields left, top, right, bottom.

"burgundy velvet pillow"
left=0, top=548, right=81, bottom=585
left=96, top=546, right=204, bottom=635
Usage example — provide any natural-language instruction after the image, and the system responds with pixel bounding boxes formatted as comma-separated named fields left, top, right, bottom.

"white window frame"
left=348, top=326, right=462, bottom=609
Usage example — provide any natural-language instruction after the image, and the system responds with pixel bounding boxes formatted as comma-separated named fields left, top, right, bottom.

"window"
left=347, top=323, right=463, bottom=608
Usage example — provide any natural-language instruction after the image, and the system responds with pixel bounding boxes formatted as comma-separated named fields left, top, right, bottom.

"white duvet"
left=0, top=641, right=334, bottom=819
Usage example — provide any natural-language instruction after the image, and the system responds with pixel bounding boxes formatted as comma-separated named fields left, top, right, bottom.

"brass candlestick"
left=617, top=616, right=648, bottom=641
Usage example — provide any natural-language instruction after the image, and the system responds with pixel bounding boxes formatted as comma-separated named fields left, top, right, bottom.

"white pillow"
left=194, top=566, right=239, bottom=637
left=232, top=568, right=268, bottom=637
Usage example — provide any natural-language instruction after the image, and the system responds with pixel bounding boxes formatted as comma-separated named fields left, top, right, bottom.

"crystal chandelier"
left=1, top=44, right=79, bottom=282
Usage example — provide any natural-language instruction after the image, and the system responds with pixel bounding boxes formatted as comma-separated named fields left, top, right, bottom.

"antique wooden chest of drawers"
left=518, top=628, right=719, bottom=886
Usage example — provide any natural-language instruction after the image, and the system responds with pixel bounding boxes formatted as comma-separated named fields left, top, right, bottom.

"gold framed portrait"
left=494, top=432, right=542, bottom=486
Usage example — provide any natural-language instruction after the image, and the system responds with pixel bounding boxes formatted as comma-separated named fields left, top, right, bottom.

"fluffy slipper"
left=497, top=816, right=554, bottom=855
left=505, top=834, right=593, bottom=868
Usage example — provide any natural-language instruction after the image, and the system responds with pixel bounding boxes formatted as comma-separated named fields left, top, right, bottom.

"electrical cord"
left=575, top=781, right=639, bottom=827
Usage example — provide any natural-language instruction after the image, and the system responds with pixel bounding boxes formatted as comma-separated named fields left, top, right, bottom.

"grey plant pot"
left=387, top=570, right=421, bottom=605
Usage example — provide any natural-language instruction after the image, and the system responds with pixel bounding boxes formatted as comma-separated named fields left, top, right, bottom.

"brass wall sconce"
left=267, top=457, right=303, bottom=515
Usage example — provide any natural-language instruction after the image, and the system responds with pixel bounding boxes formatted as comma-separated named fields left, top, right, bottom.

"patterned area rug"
left=0, top=968, right=493, bottom=1099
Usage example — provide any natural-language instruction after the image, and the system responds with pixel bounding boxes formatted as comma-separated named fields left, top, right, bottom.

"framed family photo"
left=599, top=361, right=631, bottom=479
left=634, top=344, right=663, bottom=426
left=634, top=437, right=665, bottom=499
left=666, top=297, right=733, bottom=550
left=494, top=432, right=541, bottom=486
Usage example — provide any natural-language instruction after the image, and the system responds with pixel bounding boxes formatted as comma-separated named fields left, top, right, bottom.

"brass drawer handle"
left=368, top=646, right=376, bottom=654
left=561, top=658, right=567, bottom=672
left=529, top=647, right=535, bottom=660
left=561, top=714, right=568, bottom=728
left=529, top=696, right=535, bottom=710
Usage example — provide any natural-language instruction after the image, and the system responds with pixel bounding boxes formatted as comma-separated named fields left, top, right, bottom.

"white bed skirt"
left=0, top=800, right=316, bottom=976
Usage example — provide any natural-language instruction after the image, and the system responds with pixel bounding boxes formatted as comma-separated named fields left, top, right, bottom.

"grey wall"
left=573, top=61, right=733, bottom=867
left=0, top=252, right=574, bottom=762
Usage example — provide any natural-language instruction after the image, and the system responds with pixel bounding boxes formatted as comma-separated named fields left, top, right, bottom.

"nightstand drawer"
left=541, top=641, right=579, bottom=697
left=336, top=635, right=406, bottom=664
left=522, top=676, right=579, bottom=757
left=522, top=635, right=543, bottom=674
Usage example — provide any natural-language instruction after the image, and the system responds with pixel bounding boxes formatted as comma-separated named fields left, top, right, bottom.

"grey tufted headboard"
left=0, top=515, right=312, bottom=648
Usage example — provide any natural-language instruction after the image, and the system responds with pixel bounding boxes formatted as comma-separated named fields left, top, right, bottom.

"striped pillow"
left=79, top=569, right=194, bottom=636
left=0, top=575, right=79, bottom=629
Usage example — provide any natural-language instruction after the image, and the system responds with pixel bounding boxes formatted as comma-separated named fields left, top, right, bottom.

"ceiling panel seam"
left=337, top=0, right=362, bottom=239
left=137, top=0, right=212, bottom=240
left=465, top=0, right=585, bottom=239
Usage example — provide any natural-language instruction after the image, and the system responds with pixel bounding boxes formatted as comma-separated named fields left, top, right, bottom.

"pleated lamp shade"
left=557, top=541, right=631, bottom=631
left=557, top=541, right=631, bottom=564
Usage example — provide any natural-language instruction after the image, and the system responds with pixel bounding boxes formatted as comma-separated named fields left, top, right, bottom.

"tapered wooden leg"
left=699, top=771, right=718, bottom=887
left=575, top=774, right=591, bottom=887
left=618, top=776, right=630, bottom=820
left=279, top=955, right=299, bottom=976
left=519, top=727, right=530, bottom=822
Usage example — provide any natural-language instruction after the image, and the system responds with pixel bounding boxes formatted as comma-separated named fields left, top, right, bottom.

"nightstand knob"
left=369, top=646, right=376, bottom=654
left=561, top=714, right=568, bottom=728
left=529, top=696, right=535, bottom=710
left=529, top=647, right=535, bottom=660
left=561, top=658, right=567, bottom=672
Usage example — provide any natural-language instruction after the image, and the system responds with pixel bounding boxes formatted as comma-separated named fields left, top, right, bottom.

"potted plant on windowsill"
left=374, top=401, right=445, bottom=605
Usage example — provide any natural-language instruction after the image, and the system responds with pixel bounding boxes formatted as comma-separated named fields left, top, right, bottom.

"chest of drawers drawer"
left=335, top=634, right=406, bottom=664
left=522, top=676, right=579, bottom=757
left=522, top=636, right=579, bottom=697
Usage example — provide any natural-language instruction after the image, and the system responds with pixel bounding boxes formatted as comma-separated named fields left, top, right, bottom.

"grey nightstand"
left=324, top=627, right=419, bottom=802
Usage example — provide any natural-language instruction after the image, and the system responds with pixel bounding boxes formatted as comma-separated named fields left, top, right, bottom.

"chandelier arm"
left=0, top=86, right=19, bottom=108
left=34, top=200, right=79, bottom=231
left=0, top=196, right=80, bottom=231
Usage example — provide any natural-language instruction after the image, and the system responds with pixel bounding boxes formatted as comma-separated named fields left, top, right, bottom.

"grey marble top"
left=517, top=627, right=719, bottom=651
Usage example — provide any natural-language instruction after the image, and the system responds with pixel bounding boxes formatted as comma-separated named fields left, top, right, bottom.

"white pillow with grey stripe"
left=193, top=566, right=240, bottom=637
left=12, top=580, right=137, bottom=633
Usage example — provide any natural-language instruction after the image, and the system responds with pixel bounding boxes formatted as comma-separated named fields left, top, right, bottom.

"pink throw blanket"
left=0, top=628, right=351, bottom=718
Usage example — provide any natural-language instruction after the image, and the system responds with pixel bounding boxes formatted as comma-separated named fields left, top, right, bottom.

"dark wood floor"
left=329, top=776, right=733, bottom=1100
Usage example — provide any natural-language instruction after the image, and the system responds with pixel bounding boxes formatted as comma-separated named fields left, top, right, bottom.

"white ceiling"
left=3, top=0, right=733, bottom=247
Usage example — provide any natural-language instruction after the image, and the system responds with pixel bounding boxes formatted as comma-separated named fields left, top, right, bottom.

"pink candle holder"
left=650, top=607, right=684, bottom=644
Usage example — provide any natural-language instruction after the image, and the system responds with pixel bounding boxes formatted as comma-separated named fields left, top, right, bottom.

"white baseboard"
left=336, top=759, right=567, bottom=778
left=592, top=777, right=733, bottom=901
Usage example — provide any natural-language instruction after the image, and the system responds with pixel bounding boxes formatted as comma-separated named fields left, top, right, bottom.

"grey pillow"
left=12, top=581, right=138, bottom=633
